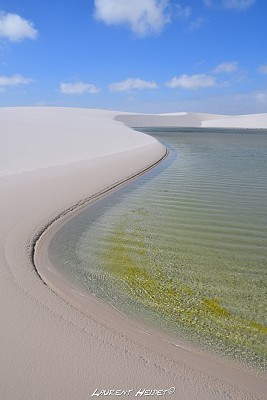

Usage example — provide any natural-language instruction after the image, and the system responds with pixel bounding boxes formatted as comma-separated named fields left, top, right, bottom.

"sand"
left=0, top=107, right=266, bottom=400
left=116, top=111, right=267, bottom=129
left=202, top=113, right=267, bottom=129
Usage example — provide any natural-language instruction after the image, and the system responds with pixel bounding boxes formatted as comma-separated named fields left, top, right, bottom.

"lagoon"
left=48, top=128, right=267, bottom=371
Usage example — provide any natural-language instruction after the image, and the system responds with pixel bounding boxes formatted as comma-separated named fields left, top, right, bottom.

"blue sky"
left=0, top=0, right=267, bottom=114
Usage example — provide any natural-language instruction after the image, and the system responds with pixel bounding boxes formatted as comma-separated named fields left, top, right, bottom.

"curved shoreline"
left=33, top=145, right=267, bottom=399
left=33, top=147, right=168, bottom=287
left=1, top=108, right=267, bottom=399
left=33, top=147, right=183, bottom=358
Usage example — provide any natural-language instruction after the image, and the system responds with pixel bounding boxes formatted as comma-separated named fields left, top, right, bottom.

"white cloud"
left=254, top=92, right=267, bottom=104
left=0, top=11, right=38, bottom=41
left=94, top=0, right=171, bottom=36
left=222, top=0, right=256, bottom=9
left=203, top=0, right=213, bottom=6
left=60, top=82, right=101, bottom=94
left=176, top=4, right=192, bottom=19
left=213, top=61, right=238, bottom=74
left=203, top=0, right=255, bottom=9
left=258, top=64, right=267, bottom=75
left=0, top=74, right=33, bottom=86
left=166, top=74, right=217, bottom=90
left=189, top=17, right=206, bottom=31
left=109, top=77, right=158, bottom=92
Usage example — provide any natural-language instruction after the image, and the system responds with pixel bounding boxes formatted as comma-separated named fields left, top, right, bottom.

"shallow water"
left=48, top=128, right=267, bottom=371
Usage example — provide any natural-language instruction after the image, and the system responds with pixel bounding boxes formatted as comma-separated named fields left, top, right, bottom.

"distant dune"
left=116, top=111, right=267, bottom=129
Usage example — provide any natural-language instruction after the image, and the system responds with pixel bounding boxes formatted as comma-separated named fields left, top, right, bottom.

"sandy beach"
left=0, top=107, right=267, bottom=400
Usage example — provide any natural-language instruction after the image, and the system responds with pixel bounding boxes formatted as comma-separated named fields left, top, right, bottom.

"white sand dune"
left=0, top=107, right=161, bottom=176
left=0, top=107, right=266, bottom=400
left=202, top=113, right=267, bottom=129
left=116, top=111, right=225, bottom=128
left=116, top=111, right=267, bottom=129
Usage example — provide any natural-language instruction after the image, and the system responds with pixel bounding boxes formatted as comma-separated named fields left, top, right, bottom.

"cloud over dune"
left=212, top=61, right=238, bottom=74
left=0, top=11, right=38, bottom=41
left=0, top=74, right=33, bottom=88
left=109, top=78, right=158, bottom=92
left=60, top=82, right=100, bottom=94
left=166, top=74, right=217, bottom=90
left=94, top=0, right=171, bottom=36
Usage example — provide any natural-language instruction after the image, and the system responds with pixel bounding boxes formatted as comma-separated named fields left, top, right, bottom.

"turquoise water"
left=48, top=128, right=267, bottom=370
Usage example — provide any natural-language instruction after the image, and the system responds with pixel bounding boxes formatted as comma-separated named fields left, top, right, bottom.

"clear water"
left=48, top=128, right=267, bottom=371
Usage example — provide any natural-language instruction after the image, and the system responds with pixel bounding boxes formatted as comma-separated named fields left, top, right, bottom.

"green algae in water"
left=101, top=209, right=267, bottom=370
left=48, top=128, right=267, bottom=371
